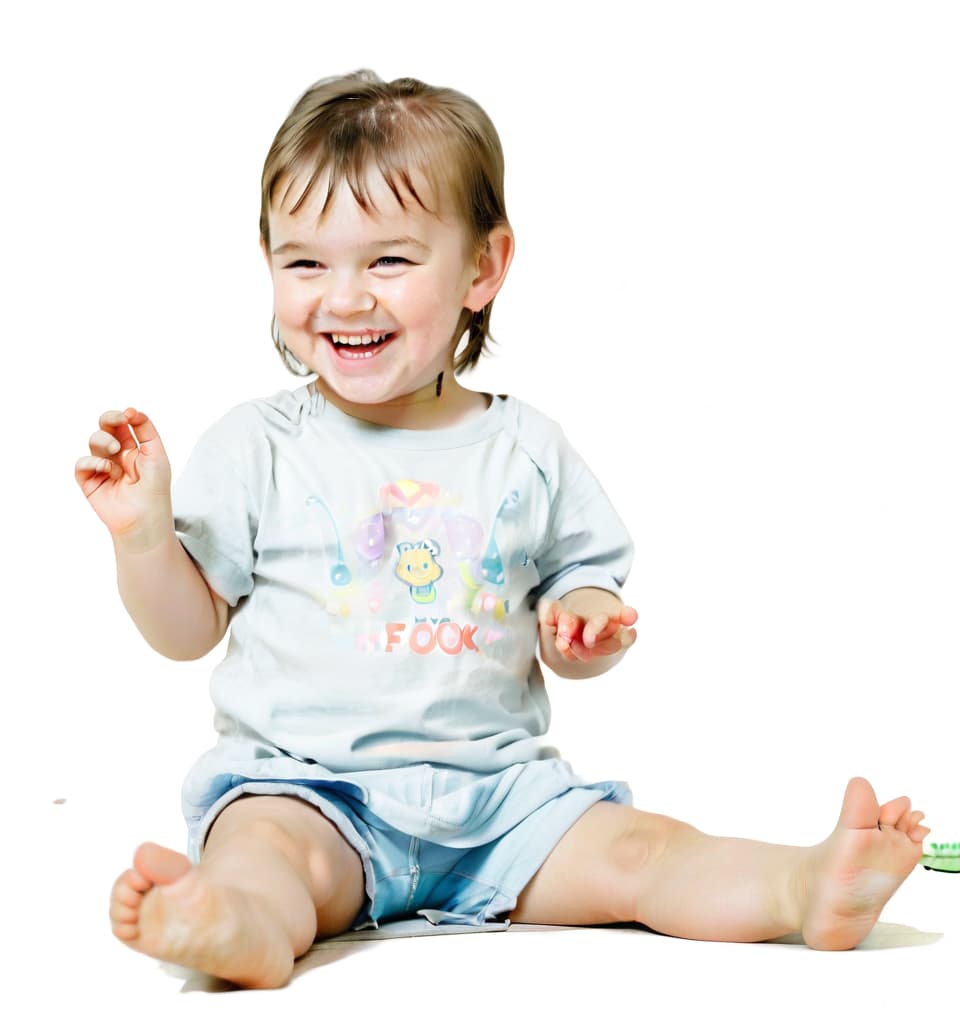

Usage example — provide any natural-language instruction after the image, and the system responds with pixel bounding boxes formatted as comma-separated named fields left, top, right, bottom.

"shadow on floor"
left=162, top=916, right=944, bottom=991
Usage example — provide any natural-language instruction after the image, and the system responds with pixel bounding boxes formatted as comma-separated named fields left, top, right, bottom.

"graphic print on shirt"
left=456, top=488, right=528, bottom=621
left=394, top=538, right=443, bottom=604
left=304, top=478, right=532, bottom=658
left=305, top=494, right=353, bottom=586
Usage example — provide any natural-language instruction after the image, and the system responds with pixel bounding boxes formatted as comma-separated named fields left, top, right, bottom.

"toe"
left=113, top=888, right=142, bottom=911
left=112, top=903, right=139, bottom=925
left=112, top=920, right=140, bottom=942
left=897, top=809, right=925, bottom=834
left=909, top=825, right=931, bottom=843
left=878, top=795, right=911, bottom=828
left=837, top=777, right=881, bottom=829
left=111, top=868, right=150, bottom=906
left=111, top=868, right=150, bottom=930
left=133, top=842, right=193, bottom=886
left=128, top=866, right=152, bottom=892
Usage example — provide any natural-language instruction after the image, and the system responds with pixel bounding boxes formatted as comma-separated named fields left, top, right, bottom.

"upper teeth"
left=331, top=333, right=387, bottom=346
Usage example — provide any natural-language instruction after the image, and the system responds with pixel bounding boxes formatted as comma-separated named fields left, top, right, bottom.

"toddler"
left=76, top=71, right=928, bottom=989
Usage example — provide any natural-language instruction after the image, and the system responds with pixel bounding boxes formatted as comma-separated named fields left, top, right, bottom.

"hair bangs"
left=287, top=138, right=448, bottom=229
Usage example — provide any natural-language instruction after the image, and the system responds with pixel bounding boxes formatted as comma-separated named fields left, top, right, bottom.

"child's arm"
left=113, top=528, right=229, bottom=660
left=76, top=408, right=229, bottom=661
left=537, top=587, right=638, bottom=680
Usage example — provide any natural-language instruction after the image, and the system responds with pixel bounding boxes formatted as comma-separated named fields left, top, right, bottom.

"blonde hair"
left=261, top=70, right=509, bottom=373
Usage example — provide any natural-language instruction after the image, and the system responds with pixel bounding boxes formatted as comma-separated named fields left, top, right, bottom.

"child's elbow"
left=149, top=623, right=228, bottom=662
left=162, top=643, right=218, bottom=662
left=161, top=590, right=230, bottom=660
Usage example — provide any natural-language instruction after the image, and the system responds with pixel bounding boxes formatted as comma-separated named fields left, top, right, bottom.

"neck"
left=310, top=374, right=489, bottom=430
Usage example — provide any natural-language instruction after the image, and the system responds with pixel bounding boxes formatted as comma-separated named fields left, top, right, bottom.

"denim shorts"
left=188, top=759, right=632, bottom=931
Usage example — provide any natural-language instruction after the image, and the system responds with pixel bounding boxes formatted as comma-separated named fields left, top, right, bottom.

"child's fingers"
left=92, top=407, right=171, bottom=488
left=564, top=627, right=635, bottom=661
left=540, top=602, right=638, bottom=661
left=537, top=600, right=561, bottom=630
left=580, top=614, right=609, bottom=648
left=581, top=606, right=638, bottom=647
left=537, top=602, right=578, bottom=661
left=76, top=454, right=120, bottom=476
left=97, top=407, right=165, bottom=453
left=88, top=428, right=124, bottom=458
left=547, top=611, right=582, bottom=661
left=910, top=825, right=931, bottom=843
left=82, top=427, right=125, bottom=487
left=89, top=412, right=143, bottom=483
left=586, top=627, right=637, bottom=658
left=98, top=409, right=141, bottom=449
left=556, top=612, right=583, bottom=648
left=620, top=605, right=639, bottom=627
left=74, top=455, right=121, bottom=492
left=583, top=609, right=639, bottom=647
left=121, top=408, right=165, bottom=453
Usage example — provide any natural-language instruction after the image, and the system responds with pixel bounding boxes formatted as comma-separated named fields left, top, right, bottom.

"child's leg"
left=109, top=795, right=366, bottom=988
left=510, top=777, right=928, bottom=949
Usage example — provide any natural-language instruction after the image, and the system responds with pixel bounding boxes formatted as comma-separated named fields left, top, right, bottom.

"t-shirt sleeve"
left=172, top=410, right=263, bottom=607
left=530, top=429, right=634, bottom=604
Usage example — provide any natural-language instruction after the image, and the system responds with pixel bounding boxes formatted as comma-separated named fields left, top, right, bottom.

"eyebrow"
left=271, top=236, right=431, bottom=256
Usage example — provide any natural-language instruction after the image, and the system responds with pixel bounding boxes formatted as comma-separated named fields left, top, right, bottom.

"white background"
left=3, top=0, right=958, bottom=1016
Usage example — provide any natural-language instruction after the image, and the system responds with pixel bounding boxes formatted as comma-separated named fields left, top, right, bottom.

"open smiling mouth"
left=325, top=332, right=398, bottom=360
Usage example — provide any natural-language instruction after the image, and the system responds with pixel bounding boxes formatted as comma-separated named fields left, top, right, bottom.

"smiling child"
left=76, top=71, right=928, bottom=988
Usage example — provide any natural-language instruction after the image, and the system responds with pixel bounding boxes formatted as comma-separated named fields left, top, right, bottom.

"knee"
left=244, top=816, right=306, bottom=863
left=610, top=812, right=697, bottom=881
left=205, top=796, right=361, bottom=918
left=207, top=811, right=304, bottom=876
left=206, top=798, right=311, bottom=871
left=220, top=804, right=352, bottom=907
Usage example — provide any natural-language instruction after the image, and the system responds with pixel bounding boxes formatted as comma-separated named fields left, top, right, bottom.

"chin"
left=318, top=375, right=394, bottom=404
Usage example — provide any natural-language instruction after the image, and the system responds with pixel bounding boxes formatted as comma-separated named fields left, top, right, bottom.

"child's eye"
left=286, top=260, right=322, bottom=270
left=373, top=256, right=411, bottom=268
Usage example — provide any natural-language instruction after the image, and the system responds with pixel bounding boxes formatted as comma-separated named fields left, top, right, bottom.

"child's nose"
left=320, top=272, right=376, bottom=317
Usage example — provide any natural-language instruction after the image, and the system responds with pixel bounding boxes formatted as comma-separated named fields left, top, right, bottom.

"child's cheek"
left=277, top=280, right=320, bottom=329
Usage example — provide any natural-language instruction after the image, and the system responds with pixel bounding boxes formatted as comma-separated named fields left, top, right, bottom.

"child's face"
left=265, top=169, right=485, bottom=408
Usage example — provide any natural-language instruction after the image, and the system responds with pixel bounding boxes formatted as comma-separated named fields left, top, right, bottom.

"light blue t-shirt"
left=174, top=384, right=633, bottom=808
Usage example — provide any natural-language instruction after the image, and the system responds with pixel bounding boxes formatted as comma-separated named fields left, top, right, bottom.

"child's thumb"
left=122, top=408, right=172, bottom=485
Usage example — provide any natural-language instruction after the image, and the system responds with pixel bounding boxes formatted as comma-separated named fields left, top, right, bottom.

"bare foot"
left=110, top=842, right=296, bottom=988
left=799, top=777, right=929, bottom=950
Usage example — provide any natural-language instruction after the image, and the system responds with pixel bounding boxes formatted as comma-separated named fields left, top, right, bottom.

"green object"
left=920, top=841, right=960, bottom=873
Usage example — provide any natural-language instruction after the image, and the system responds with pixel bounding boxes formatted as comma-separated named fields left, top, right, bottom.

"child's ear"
left=465, top=225, right=514, bottom=312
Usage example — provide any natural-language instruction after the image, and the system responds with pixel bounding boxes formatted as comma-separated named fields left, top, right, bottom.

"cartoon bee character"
left=395, top=539, right=443, bottom=604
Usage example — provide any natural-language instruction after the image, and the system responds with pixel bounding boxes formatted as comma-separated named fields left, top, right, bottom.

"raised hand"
left=75, top=408, right=173, bottom=547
